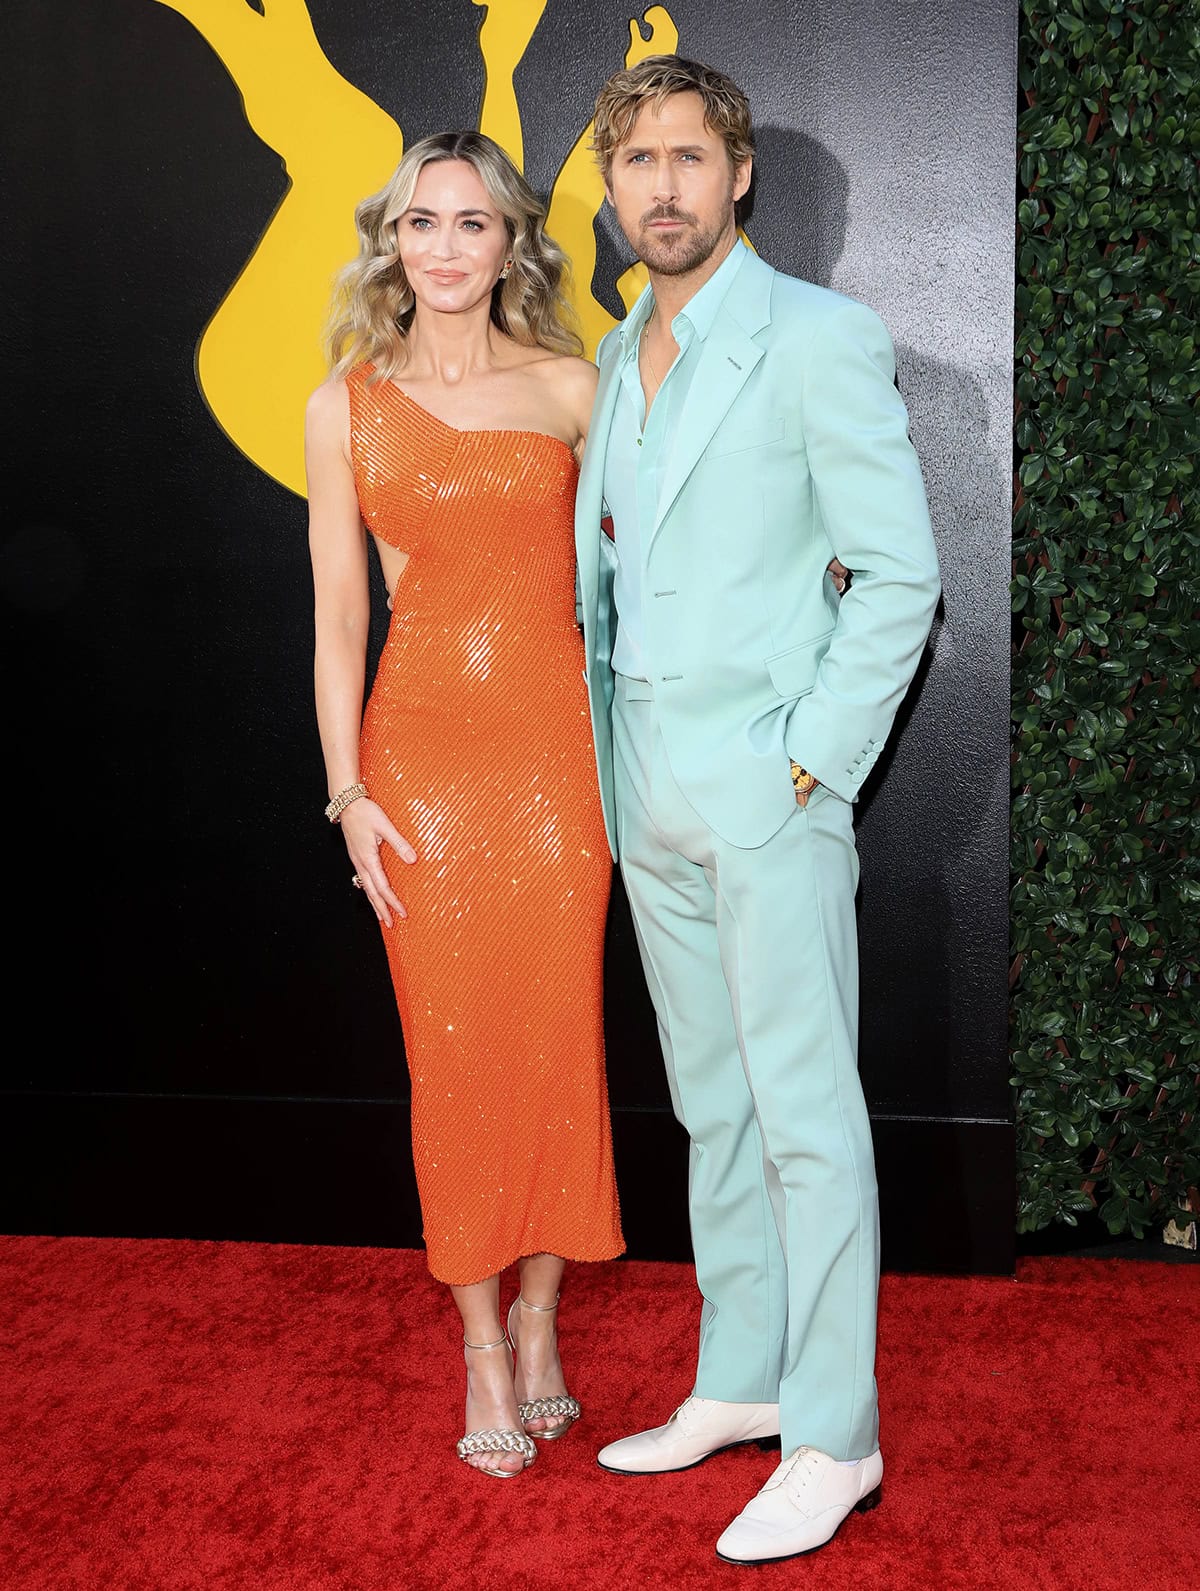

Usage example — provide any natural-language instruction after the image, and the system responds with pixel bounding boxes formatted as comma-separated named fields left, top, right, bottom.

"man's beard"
left=632, top=191, right=735, bottom=276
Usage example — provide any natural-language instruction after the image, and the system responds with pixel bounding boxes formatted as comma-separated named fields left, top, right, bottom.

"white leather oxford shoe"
left=715, top=1444, right=883, bottom=1564
left=596, top=1396, right=781, bottom=1475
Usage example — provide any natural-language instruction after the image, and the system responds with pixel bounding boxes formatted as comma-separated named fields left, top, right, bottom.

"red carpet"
left=0, top=1237, right=1195, bottom=1590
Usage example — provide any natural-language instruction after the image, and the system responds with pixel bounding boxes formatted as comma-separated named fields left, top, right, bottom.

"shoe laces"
left=669, top=1396, right=706, bottom=1431
left=770, top=1445, right=825, bottom=1492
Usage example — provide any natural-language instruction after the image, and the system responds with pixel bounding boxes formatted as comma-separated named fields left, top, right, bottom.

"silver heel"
left=456, top=1332, right=536, bottom=1478
left=507, top=1293, right=581, bottom=1442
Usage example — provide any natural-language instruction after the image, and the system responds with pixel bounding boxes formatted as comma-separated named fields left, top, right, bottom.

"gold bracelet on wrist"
left=325, top=781, right=367, bottom=824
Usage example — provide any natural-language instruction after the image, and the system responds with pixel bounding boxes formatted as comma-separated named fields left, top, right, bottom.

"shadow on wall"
left=754, top=131, right=1009, bottom=1125
left=754, top=131, right=1010, bottom=1123
left=859, top=343, right=1008, bottom=1121
left=589, top=123, right=1009, bottom=1127
left=744, top=124, right=850, bottom=289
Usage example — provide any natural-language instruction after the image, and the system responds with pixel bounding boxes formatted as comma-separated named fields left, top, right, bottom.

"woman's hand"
left=828, top=557, right=851, bottom=595
left=340, top=799, right=416, bottom=929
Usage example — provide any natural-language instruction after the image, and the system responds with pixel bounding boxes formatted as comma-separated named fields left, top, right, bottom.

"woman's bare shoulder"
left=528, top=352, right=599, bottom=397
left=525, top=356, right=598, bottom=450
left=305, top=375, right=353, bottom=442
left=306, top=375, right=351, bottom=420
left=527, top=354, right=598, bottom=434
left=305, top=378, right=355, bottom=469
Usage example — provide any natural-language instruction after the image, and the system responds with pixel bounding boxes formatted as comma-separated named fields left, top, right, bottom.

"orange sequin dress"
left=348, top=366, right=624, bottom=1286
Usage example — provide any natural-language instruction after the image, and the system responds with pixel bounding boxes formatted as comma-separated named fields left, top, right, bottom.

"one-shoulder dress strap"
left=345, top=361, right=457, bottom=555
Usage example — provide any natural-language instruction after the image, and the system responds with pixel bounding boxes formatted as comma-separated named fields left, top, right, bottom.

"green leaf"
left=1011, top=6, right=1197, bottom=1244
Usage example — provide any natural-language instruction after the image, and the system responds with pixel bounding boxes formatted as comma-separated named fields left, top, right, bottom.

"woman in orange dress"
left=305, top=132, right=623, bottom=1478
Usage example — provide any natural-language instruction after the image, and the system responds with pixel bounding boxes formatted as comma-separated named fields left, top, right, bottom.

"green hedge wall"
left=1013, top=0, right=1199, bottom=1236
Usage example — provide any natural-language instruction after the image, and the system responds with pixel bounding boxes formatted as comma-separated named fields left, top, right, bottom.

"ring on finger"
left=351, top=874, right=364, bottom=889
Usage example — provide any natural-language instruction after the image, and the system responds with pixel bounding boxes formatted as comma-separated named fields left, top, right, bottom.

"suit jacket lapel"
left=579, top=335, right=625, bottom=516
left=651, top=322, right=763, bottom=538
left=576, top=316, right=635, bottom=616
left=650, top=249, right=775, bottom=542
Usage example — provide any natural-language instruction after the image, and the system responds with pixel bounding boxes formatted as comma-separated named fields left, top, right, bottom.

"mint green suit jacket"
left=576, top=247, right=941, bottom=854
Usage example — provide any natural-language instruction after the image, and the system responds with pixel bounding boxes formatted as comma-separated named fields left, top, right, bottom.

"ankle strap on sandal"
left=516, top=1292, right=560, bottom=1313
left=463, top=1331, right=508, bottom=1350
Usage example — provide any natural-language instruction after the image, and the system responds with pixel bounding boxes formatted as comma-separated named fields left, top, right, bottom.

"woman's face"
left=396, top=159, right=510, bottom=318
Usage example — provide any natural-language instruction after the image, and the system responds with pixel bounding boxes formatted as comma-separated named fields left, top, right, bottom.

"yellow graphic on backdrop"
left=151, top=0, right=680, bottom=496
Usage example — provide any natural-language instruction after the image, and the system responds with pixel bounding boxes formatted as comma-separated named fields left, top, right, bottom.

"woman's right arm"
left=305, top=380, right=414, bottom=926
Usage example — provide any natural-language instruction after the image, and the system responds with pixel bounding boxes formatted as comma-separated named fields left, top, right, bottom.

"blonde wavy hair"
left=326, top=131, right=582, bottom=381
left=592, top=55, right=754, bottom=182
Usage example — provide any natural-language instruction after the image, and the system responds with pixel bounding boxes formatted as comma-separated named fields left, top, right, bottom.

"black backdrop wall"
left=0, top=0, right=1017, bottom=1273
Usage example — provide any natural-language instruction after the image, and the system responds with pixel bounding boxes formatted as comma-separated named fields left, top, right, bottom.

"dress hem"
left=426, top=1238, right=626, bottom=1290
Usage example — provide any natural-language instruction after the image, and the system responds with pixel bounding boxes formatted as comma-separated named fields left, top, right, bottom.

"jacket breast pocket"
left=765, top=628, right=833, bottom=697
left=706, top=415, right=786, bottom=460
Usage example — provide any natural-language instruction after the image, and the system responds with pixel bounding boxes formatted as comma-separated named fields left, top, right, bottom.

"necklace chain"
left=640, top=308, right=662, bottom=389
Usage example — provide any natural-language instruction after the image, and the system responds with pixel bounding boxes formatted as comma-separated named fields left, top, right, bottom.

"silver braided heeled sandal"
left=507, top=1294, right=581, bottom=1442
left=456, top=1332, right=537, bottom=1478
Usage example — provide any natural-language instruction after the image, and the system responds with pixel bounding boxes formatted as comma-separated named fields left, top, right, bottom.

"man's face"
left=605, top=90, right=751, bottom=277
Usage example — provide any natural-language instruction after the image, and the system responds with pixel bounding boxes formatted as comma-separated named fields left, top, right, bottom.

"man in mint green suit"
left=579, top=58, right=941, bottom=1566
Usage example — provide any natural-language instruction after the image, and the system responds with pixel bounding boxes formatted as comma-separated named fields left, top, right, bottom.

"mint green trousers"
left=612, top=675, right=880, bottom=1461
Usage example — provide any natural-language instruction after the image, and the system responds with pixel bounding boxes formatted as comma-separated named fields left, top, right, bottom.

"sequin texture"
left=349, top=368, right=624, bottom=1286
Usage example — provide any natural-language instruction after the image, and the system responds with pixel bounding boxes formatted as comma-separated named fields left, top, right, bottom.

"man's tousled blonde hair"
left=591, top=55, right=754, bottom=182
